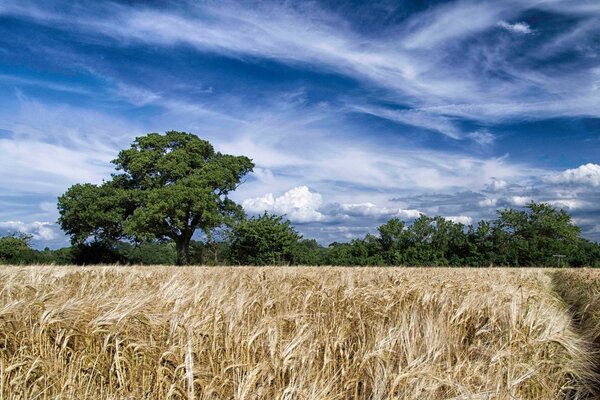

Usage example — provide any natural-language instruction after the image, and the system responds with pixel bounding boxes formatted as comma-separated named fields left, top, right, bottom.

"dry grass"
left=553, top=269, right=600, bottom=344
left=0, top=266, right=596, bottom=399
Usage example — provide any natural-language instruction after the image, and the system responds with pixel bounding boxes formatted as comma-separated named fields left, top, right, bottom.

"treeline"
left=2, top=131, right=598, bottom=267
left=2, top=202, right=599, bottom=267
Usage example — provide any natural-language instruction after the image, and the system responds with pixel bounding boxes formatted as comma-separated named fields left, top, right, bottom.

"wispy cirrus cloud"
left=3, top=0, right=598, bottom=123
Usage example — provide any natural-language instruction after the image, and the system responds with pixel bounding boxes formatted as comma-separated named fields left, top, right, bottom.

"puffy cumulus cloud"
left=0, top=220, right=58, bottom=241
left=497, top=21, right=533, bottom=34
left=243, top=165, right=600, bottom=243
left=242, top=186, right=324, bottom=223
left=546, top=163, right=600, bottom=187
left=508, top=196, right=533, bottom=207
left=445, top=216, right=473, bottom=225
left=243, top=187, right=425, bottom=227
left=397, top=209, right=422, bottom=219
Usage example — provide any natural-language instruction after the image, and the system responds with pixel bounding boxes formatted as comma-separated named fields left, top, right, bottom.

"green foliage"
left=0, top=233, right=35, bottom=264
left=49, top=151, right=600, bottom=269
left=315, top=202, right=598, bottom=267
left=463, top=221, right=497, bottom=266
left=378, top=218, right=406, bottom=264
left=58, top=183, right=130, bottom=244
left=291, top=239, right=328, bottom=265
left=495, top=202, right=582, bottom=266
left=229, top=213, right=301, bottom=265
left=115, top=241, right=177, bottom=265
left=58, top=131, right=254, bottom=265
left=325, top=235, right=384, bottom=266
left=35, top=247, right=75, bottom=265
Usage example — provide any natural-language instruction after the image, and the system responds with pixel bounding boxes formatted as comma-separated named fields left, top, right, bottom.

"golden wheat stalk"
left=0, top=266, right=596, bottom=399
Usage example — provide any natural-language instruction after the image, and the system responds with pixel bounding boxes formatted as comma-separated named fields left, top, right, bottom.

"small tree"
left=58, top=131, right=254, bottom=265
left=0, top=233, right=34, bottom=264
left=230, top=213, right=301, bottom=265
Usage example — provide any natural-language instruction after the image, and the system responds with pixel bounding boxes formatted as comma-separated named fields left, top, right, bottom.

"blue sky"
left=0, top=0, right=599, bottom=248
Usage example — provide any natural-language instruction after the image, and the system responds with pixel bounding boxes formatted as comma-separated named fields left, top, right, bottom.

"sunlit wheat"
left=0, top=266, right=595, bottom=399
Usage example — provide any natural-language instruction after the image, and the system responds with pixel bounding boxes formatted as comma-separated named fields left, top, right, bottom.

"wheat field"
left=0, top=266, right=597, bottom=399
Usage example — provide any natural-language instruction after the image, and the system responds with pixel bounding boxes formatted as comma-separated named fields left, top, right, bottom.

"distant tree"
left=0, top=233, right=34, bottom=264
left=465, top=221, right=497, bottom=266
left=291, top=239, right=327, bottom=265
left=230, top=213, right=301, bottom=265
left=36, top=246, right=75, bottom=265
left=378, top=218, right=407, bottom=264
left=437, top=217, right=470, bottom=266
left=324, top=236, right=384, bottom=266
left=401, top=215, right=440, bottom=265
left=495, top=202, right=581, bottom=266
left=58, top=131, right=254, bottom=265
left=325, top=242, right=354, bottom=265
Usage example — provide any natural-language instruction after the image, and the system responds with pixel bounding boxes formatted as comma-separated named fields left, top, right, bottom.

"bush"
left=0, top=233, right=36, bottom=264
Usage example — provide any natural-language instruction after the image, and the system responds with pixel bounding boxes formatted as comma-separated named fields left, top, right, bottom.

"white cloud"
left=1, top=0, right=597, bottom=151
left=339, top=203, right=387, bottom=217
left=509, top=196, right=532, bottom=207
left=1, top=1, right=600, bottom=245
left=0, top=94, right=140, bottom=195
left=546, top=163, right=600, bottom=187
left=243, top=188, right=426, bottom=225
left=404, top=2, right=508, bottom=49
left=486, top=179, right=508, bottom=192
left=397, top=209, right=422, bottom=219
left=0, top=139, right=112, bottom=193
left=446, top=215, right=473, bottom=225
left=350, top=106, right=463, bottom=139
left=6, top=0, right=599, bottom=123
left=478, top=198, right=498, bottom=207
left=114, top=83, right=162, bottom=106
left=242, top=186, right=324, bottom=223
left=0, top=221, right=58, bottom=241
left=335, top=203, right=422, bottom=220
left=547, top=199, right=590, bottom=210
left=497, top=21, right=533, bottom=34
left=467, top=130, right=495, bottom=146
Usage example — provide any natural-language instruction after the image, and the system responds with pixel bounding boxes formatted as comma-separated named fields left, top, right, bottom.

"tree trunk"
left=175, top=238, right=190, bottom=266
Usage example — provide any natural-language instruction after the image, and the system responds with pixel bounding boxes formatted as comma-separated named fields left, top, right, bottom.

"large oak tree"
left=58, top=131, right=254, bottom=265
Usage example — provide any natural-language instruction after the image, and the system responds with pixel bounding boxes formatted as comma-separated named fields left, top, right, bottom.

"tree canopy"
left=229, top=212, right=301, bottom=265
left=58, top=131, right=254, bottom=265
left=0, top=233, right=35, bottom=264
left=3, top=201, right=600, bottom=266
